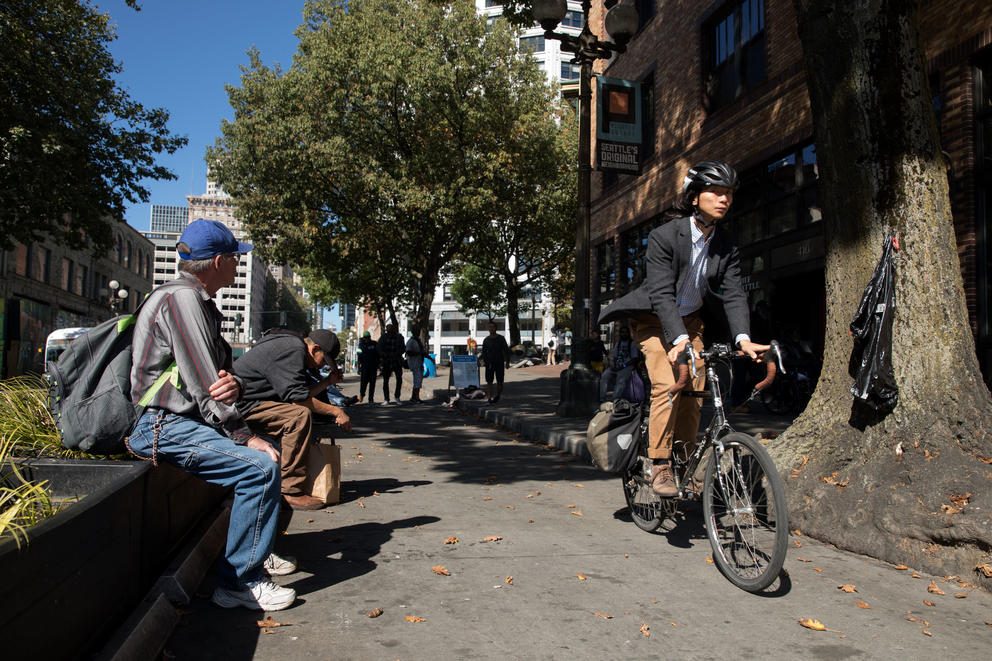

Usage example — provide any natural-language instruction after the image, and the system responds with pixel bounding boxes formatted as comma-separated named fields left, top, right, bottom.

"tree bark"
left=776, top=0, right=992, bottom=585
left=505, top=275, right=522, bottom=347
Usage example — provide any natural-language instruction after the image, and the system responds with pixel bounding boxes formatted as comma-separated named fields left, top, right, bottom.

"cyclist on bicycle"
left=599, top=160, right=766, bottom=496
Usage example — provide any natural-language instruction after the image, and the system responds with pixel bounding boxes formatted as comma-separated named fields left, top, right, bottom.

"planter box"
left=0, top=459, right=227, bottom=660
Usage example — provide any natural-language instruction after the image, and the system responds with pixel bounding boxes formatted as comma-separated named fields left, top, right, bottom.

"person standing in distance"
left=128, top=219, right=296, bottom=611
left=405, top=325, right=426, bottom=404
left=377, top=323, right=405, bottom=405
left=481, top=320, right=510, bottom=404
left=356, top=331, right=379, bottom=404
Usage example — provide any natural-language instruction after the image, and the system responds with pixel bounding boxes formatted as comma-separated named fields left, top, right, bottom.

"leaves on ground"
left=571, top=510, right=583, bottom=516
left=948, top=492, right=971, bottom=507
left=924, top=599, right=936, bottom=606
left=821, top=471, right=850, bottom=487
left=367, top=608, right=383, bottom=618
left=483, top=535, right=503, bottom=542
left=577, top=573, right=587, bottom=581
left=953, top=592, right=968, bottom=599
left=856, top=602, right=871, bottom=609
left=640, top=622, right=650, bottom=637
left=798, top=618, right=827, bottom=631
left=505, top=505, right=515, bottom=510
left=838, top=585, right=857, bottom=593
left=927, top=581, right=945, bottom=595
left=975, top=563, right=992, bottom=578
left=794, top=540, right=803, bottom=548
left=894, top=564, right=909, bottom=570
left=483, top=497, right=493, bottom=501
left=432, top=565, right=451, bottom=576
left=444, top=536, right=459, bottom=544
left=256, top=616, right=289, bottom=628
left=357, top=498, right=366, bottom=508
left=814, top=568, right=823, bottom=573
left=505, top=576, right=514, bottom=585
left=912, top=572, right=922, bottom=578
left=404, top=616, right=426, bottom=623
left=593, top=612, right=613, bottom=619
left=922, top=630, right=932, bottom=636
left=705, top=557, right=714, bottom=564
left=907, top=616, right=930, bottom=626
left=573, top=484, right=585, bottom=488
left=797, top=557, right=811, bottom=563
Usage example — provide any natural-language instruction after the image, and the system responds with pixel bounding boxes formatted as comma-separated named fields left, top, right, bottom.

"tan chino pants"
left=242, top=400, right=313, bottom=496
left=631, top=313, right=706, bottom=460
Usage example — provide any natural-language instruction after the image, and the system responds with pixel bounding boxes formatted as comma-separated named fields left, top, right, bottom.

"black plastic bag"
left=848, top=235, right=898, bottom=412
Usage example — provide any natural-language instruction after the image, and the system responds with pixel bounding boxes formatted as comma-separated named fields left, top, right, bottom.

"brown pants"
left=631, top=313, right=705, bottom=460
left=242, top=401, right=312, bottom=496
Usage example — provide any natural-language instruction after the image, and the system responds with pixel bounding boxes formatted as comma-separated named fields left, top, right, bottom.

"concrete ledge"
left=153, top=505, right=230, bottom=605
left=96, top=593, right=179, bottom=661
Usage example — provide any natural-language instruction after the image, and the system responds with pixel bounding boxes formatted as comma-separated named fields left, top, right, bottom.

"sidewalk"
left=387, top=361, right=796, bottom=461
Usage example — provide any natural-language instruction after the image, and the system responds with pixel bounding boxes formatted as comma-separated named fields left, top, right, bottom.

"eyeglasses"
left=222, top=253, right=241, bottom=263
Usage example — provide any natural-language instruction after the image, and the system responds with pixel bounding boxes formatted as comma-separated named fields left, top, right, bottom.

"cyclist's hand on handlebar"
left=667, top=339, right=690, bottom=365
left=739, top=340, right=769, bottom=362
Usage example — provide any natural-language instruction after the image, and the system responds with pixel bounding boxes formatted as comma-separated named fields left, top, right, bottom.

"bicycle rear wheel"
left=702, top=433, right=788, bottom=592
left=621, top=461, right=663, bottom=532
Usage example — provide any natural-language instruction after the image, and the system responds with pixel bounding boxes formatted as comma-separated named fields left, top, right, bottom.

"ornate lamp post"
left=534, top=0, right=638, bottom=417
left=106, top=279, right=129, bottom=314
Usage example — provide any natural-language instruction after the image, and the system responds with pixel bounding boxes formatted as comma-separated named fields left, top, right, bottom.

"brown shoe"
left=651, top=463, right=678, bottom=497
left=282, top=493, right=325, bottom=510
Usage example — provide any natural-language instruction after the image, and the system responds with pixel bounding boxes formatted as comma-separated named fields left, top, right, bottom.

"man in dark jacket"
left=234, top=329, right=351, bottom=510
left=377, top=323, right=405, bottom=405
left=356, top=331, right=379, bottom=404
left=480, top=320, right=510, bottom=404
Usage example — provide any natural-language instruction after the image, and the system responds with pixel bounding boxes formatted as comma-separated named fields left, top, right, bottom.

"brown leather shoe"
left=651, top=463, right=678, bottom=497
left=282, top=493, right=325, bottom=510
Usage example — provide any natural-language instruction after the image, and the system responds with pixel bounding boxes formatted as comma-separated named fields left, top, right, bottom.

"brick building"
left=588, top=0, right=992, bottom=384
left=0, top=222, right=154, bottom=376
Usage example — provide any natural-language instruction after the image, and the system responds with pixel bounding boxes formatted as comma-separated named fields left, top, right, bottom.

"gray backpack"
left=46, top=285, right=179, bottom=454
left=585, top=399, right=643, bottom=473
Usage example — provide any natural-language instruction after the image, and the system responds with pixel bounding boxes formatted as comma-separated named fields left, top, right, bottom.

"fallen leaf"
left=640, top=622, right=650, bottom=637
left=856, top=602, right=871, bottom=609
left=669, top=621, right=677, bottom=627
left=797, top=558, right=812, bottom=563
left=404, top=616, right=426, bottom=623
left=256, top=616, right=288, bottom=628
left=525, top=494, right=534, bottom=499
left=912, top=572, right=922, bottom=579
left=574, top=484, right=585, bottom=488
left=357, top=500, right=366, bottom=509
left=571, top=511, right=583, bottom=516
left=528, top=520, right=534, bottom=523
left=799, top=618, right=827, bottom=631
left=306, top=518, right=314, bottom=523
left=624, top=553, right=629, bottom=558
left=263, top=629, right=276, bottom=635
left=794, top=529, right=803, bottom=536
left=568, top=504, right=576, bottom=508
left=794, top=540, right=803, bottom=548
left=535, top=490, right=541, bottom=495
left=924, top=599, right=936, bottom=606
left=894, top=564, right=909, bottom=570
left=367, top=608, right=383, bottom=618
left=975, top=563, right=992, bottom=578
left=432, top=565, right=451, bottom=576
left=941, top=504, right=961, bottom=515
left=577, top=573, right=587, bottom=581
left=906, top=617, right=931, bottom=626
left=483, top=497, right=492, bottom=501
left=953, top=592, right=967, bottom=599
left=505, top=505, right=515, bottom=510
left=814, top=568, right=823, bottom=573
left=922, top=630, right=933, bottom=636
left=838, top=585, right=858, bottom=593
left=482, top=536, right=503, bottom=542
left=593, top=612, right=613, bottom=619
left=705, top=557, right=714, bottom=564
left=927, top=581, right=945, bottom=595
left=948, top=492, right=971, bottom=507
left=444, top=536, right=459, bottom=544
left=505, top=576, right=513, bottom=585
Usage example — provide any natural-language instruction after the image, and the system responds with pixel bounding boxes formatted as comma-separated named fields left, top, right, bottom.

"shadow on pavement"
left=337, top=477, right=433, bottom=504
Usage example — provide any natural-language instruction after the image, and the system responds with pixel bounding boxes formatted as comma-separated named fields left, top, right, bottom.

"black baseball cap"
left=308, top=329, right=340, bottom=360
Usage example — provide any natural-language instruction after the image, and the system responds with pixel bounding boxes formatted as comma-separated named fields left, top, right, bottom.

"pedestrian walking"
left=377, top=323, right=405, bottom=405
left=481, top=320, right=510, bottom=404
left=357, top=331, right=379, bottom=403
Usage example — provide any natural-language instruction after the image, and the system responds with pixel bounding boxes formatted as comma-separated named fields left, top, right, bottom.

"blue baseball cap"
left=177, top=218, right=253, bottom=260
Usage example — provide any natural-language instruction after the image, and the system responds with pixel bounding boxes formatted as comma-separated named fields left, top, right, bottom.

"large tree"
left=773, top=0, right=992, bottom=584
left=0, top=0, right=186, bottom=252
left=207, top=0, right=563, bottom=344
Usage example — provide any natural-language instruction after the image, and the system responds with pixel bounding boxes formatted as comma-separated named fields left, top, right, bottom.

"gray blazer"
left=599, top=216, right=750, bottom=345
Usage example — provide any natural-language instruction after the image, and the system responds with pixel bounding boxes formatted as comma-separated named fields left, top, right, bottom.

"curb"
left=426, top=385, right=591, bottom=463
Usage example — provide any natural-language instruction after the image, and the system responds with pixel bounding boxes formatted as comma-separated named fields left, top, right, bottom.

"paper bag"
left=305, top=441, right=341, bottom=505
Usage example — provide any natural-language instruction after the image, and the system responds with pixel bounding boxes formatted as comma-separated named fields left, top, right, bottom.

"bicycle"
left=621, top=341, right=789, bottom=592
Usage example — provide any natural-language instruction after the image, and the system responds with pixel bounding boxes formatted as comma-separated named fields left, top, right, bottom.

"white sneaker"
left=263, top=552, right=297, bottom=576
left=211, top=580, right=296, bottom=611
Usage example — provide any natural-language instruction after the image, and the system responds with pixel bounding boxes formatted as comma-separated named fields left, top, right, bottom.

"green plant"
left=0, top=375, right=67, bottom=458
left=0, top=435, right=54, bottom=548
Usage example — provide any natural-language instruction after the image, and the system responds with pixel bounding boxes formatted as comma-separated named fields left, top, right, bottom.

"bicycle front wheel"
left=702, top=433, right=788, bottom=592
left=621, top=462, right=663, bottom=532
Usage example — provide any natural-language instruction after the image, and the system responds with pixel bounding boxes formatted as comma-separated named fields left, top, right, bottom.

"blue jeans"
left=600, top=366, right=633, bottom=402
left=129, top=410, right=281, bottom=589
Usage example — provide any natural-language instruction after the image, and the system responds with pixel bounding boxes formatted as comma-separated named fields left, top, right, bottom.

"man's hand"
left=335, top=411, right=352, bottom=432
left=739, top=340, right=769, bottom=362
left=667, top=339, right=690, bottom=365
left=323, top=367, right=344, bottom=386
left=209, top=370, right=241, bottom=404
left=247, top=435, right=280, bottom=463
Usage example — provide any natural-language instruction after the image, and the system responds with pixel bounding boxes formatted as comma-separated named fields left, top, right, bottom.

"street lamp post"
left=106, top=279, right=129, bottom=314
left=534, top=0, right=639, bottom=417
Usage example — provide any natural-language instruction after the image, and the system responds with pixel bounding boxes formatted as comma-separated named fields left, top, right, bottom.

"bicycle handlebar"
left=666, top=340, right=785, bottom=405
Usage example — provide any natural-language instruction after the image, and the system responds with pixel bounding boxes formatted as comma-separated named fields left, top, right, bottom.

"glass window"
left=562, top=11, right=583, bottom=28
left=596, top=239, right=615, bottom=297
left=560, top=61, right=580, bottom=81
left=519, top=35, right=545, bottom=53
left=704, top=0, right=766, bottom=110
left=485, top=0, right=501, bottom=6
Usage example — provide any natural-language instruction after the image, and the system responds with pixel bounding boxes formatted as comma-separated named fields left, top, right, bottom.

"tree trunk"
left=505, top=276, right=522, bottom=347
left=775, top=0, right=992, bottom=585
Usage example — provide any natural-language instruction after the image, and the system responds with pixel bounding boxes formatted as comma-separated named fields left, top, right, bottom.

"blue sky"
left=96, top=0, right=306, bottom=231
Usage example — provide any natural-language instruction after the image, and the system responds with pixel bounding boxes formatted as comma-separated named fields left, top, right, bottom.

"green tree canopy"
left=451, top=263, right=506, bottom=321
left=0, top=0, right=186, bottom=252
left=207, top=0, right=571, bottom=342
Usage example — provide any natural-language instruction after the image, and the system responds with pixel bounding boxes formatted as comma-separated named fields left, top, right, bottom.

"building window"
left=519, top=35, right=545, bottom=53
left=704, top=0, right=766, bottom=111
left=562, top=10, right=583, bottom=29
left=62, top=258, right=74, bottom=292
left=596, top=239, right=615, bottom=298
left=116, top=235, right=123, bottom=264
left=620, top=217, right=662, bottom=293
left=41, top=248, right=51, bottom=284
left=484, top=0, right=501, bottom=6
left=560, top=61, right=580, bottom=81
left=442, top=284, right=454, bottom=302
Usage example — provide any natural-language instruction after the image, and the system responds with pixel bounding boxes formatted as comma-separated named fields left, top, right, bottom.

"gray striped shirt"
left=130, top=273, right=252, bottom=443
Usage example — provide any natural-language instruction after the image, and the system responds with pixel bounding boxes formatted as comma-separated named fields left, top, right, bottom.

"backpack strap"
left=137, top=362, right=180, bottom=407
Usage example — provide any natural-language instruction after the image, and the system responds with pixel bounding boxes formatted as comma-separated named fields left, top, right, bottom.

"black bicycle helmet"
left=680, top=160, right=739, bottom=193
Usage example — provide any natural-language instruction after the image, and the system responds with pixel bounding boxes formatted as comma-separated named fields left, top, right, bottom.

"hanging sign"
left=596, top=76, right=643, bottom=175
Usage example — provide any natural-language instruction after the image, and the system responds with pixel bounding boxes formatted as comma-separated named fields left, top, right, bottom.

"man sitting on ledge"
left=128, top=218, right=296, bottom=611
left=234, top=328, right=352, bottom=510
